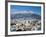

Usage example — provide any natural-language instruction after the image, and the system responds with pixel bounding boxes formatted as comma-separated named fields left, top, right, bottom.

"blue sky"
left=10, top=5, right=41, bottom=15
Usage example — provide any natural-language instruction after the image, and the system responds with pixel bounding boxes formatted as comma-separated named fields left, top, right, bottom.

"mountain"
left=11, top=13, right=41, bottom=20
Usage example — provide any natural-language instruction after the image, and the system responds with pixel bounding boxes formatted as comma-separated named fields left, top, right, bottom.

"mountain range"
left=11, top=13, right=41, bottom=20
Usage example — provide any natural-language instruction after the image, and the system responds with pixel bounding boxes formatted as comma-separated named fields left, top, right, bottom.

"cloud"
left=11, top=10, right=34, bottom=14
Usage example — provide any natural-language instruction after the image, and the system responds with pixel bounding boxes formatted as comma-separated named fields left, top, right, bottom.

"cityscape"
left=10, top=5, right=41, bottom=31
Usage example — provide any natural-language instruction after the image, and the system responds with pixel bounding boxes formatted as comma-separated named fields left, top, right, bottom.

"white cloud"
left=11, top=10, right=35, bottom=14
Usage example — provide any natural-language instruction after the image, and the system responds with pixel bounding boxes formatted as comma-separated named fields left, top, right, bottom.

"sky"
left=10, top=5, right=41, bottom=15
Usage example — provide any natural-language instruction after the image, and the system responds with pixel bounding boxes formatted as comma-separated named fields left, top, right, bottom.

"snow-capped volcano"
left=11, top=11, right=41, bottom=20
